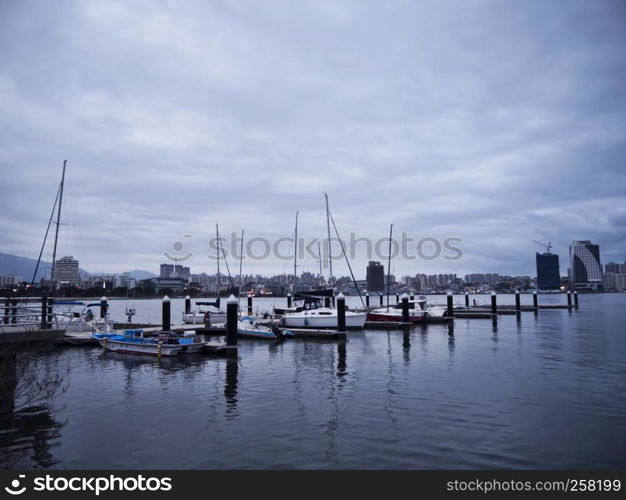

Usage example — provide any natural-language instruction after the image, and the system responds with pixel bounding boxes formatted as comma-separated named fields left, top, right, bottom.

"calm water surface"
left=1, top=294, right=625, bottom=469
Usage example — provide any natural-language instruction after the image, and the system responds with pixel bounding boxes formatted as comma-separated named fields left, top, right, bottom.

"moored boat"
left=238, top=316, right=294, bottom=339
left=280, top=308, right=366, bottom=329
left=92, top=329, right=183, bottom=356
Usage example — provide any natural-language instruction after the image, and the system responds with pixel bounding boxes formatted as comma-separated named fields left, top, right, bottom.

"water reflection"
left=0, top=345, right=66, bottom=469
left=224, top=358, right=239, bottom=419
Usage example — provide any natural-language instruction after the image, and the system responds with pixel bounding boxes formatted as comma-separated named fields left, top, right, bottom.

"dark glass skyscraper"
left=536, top=252, right=560, bottom=290
left=366, top=261, right=385, bottom=292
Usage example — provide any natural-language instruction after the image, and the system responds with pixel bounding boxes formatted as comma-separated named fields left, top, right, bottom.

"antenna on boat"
left=386, top=224, right=393, bottom=311
left=293, top=211, right=298, bottom=293
left=324, top=193, right=333, bottom=288
left=49, top=159, right=67, bottom=293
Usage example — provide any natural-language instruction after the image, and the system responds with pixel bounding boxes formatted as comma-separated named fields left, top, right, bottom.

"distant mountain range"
left=0, top=252, right=156, bottom=282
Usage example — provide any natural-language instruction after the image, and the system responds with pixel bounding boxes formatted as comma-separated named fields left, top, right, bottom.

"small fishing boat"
left=92, top=329, right=183, bottom=357
left=238, top=316, right=294, bottom=339
left=183, top=299, right=225, bottom=324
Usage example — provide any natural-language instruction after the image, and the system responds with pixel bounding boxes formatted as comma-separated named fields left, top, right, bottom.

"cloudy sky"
left=1, top=0, right=625, bottom=279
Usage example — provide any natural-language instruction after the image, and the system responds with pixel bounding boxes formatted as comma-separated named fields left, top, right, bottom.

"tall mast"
left=50, top=159, right=66, bottom=293
left=386, top=224, right=393, bottom=310
left=324, top=192, right=333, bottom=287
left=293, top=211, right=298, bottom=292
left=238, top=229, right=244, bottom=292
left=216, top=223, right=220, bottom=297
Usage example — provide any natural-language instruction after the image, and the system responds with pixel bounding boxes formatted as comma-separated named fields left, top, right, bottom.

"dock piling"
left=533, top=290, right=538, bottom=311
left=464, top=292, right=469, bottom=308
left=162, top=295, right=171, bottom=331
left=247, top=295, right=253, bottom=315
left=337, top=293, right=346, bottom=332
left=287, top=293, right=292, bottom=309
left=395, top=292, right=399, bottom=304
left=184, top=295, right=191, bottom=315
left=401, top=293, right=410, bottom=323
left=446, top=292, right=454, bottom=318
left=226, top=295, right=238, bottom=346
left=100, top=296, right=108, bottom=319
left=3, top=298, right=8, bottom=325
left=365, top=292, right=370, bottom=308
left=574, top=291, right=579, bottom=309
left=41, top=293, right=49, bottom=329
left=567, top=291, right=572, bottom=309
left=379, top=293, right=383, bottom=307
left=491, top=292, right=498, bottom=326
left=10, top=299, right=17, bottom=324
left=515, top=290, right=521, bottom=313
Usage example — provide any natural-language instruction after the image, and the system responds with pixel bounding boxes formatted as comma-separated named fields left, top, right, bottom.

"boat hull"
left=366, top=311, right=426, bottom=323
left=97, top=338, right=182, bottom=356
left=280, top=310, right=366, bottom=329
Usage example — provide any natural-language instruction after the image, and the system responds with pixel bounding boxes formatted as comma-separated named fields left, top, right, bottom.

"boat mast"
left=49, top=159, right=66, bottom=293
left=293, top=211, right=298, bottom=293
left=216, top=223, right=220, bottom=297
left=324, top=192, right=333, bottom=288
left=238, top=229, right=244, bottom=294
left=386, top=224, right=393, bottom=311
left=317, top=241, right=323, bottom=285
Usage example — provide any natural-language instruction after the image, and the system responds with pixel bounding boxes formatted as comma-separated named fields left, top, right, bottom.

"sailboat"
left=182, top=223, right=227, bottom=324
left=279, top=195, right=366, bottom=329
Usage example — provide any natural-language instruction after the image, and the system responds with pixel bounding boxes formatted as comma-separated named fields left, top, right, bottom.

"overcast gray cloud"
left=1, top=0, right=625, bottom=278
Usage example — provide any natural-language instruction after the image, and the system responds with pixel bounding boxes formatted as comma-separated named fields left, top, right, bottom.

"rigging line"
left=30, top=184, right=61, bottom=291
left=217, top=226, right=235, bottom=293
left=328, top=210, right=365, bottom=308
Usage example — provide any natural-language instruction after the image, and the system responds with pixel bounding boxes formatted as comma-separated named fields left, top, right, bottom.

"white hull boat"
left=279, top=308, right=366, bottom=329
left=237, top=316, right=294, bottom=339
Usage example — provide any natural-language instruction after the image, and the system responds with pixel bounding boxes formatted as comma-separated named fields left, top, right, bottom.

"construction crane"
left=532, top=240, right=553, bottom=253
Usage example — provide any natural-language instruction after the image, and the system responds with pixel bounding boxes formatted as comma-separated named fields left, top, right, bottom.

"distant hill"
left=122, top=270, right=157, bottom=280
left=0, top=252, right=90, bottom=282
left=0, top=253, right=155, bottom=282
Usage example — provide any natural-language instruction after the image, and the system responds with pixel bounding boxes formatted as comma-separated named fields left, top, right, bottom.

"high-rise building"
left=53, top=256, right=79, bottom=287
left=366, top=261, right=385, bottom=292
left=569, top=240, right=602, bottom=290
left=536, top=252, right=560, bottom=290
left=160, top=263, right=190, bottom=280
left=605, top=262, right=621, bottom=274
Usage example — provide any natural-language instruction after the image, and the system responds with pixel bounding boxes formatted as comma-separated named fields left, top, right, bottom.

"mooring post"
left=287, top=293, right=292, bottom=309
left=446, top=292, right=454, bottom=318
left=365, top=292, right=370, bottom=308
left=464, top=292, right=469, bottom=308
left=10, top=298, right=17, bottom=324
left=247, top=295, right=253, bottom=315
left=40, top=293, right=48, bottom=329
left=379, top=293, right=383, bottom=307
left=395, top=292, right=399, bottom=304
left=184, top=295, right=191, bottom=315
left=533, top=290, right=538, bottom=310
left=401, top=293, right=410, bottom=323
left=100, top=296, right=108, bottom=319
left=567, top=290, right=572, bottom=308
left=226, top=294, right=238, bottom=346
left=574, top=290, right=579, bottom=309
left=3, top=298, right=8, bottom=324
left=515, top=289, right=521, bottom=314
left=47, top=296, right=53, bottom=327
left=337, top=292, right=346, bottom=332
left=162, top=295, right=171, bottom=331
left=491, top=291, right=498, bottom=325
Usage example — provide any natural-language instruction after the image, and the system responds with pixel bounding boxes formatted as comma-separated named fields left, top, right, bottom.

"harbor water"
left=1, top=293, right=625, bottom=469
